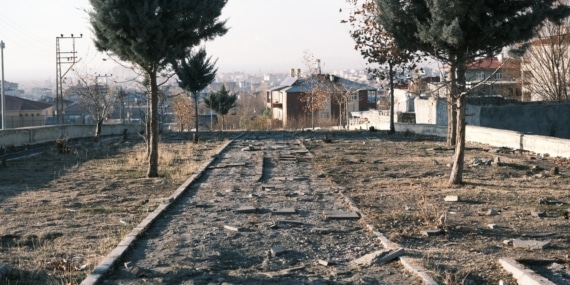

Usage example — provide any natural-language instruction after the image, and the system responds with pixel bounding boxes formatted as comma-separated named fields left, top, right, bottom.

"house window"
left=476, top=71, right=485, bottom=81
left=349, top=93, right=358, bottom=101
left=494, top=72, right=502, bottom=80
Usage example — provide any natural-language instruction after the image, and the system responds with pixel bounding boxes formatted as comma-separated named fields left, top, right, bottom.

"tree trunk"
left=147, top=70, right=159, bottom=178
left=95, top=119, right=103, bottom=141
left=449, top=59, right=467, bottom=185
left=449, top=94, right=466, bottom=185
left=193, top=92, right=199, bottom=143
left=446, top=65, right=458, bottom=146
left=389, top=63, right=395, bottom=134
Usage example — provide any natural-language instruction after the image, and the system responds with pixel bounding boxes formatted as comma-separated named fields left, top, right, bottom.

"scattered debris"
left=521, top=232, right=555, bottom=238
left=479, top=209, right=498, bottom=216
left=223, top=225, right=241, bottom=232
left=271, top=208, right=297, bottom=215
left=323, top=210, right=360, bottom=220
left=259, top=265, right=305, bottom=278
left=511, top=239, right=551, bottom=249
left=421, top=229, right=443, bottom=237
left=444, top=195, right=459, bottom=202
left=318, top=259, right=335, bottom=266
left=270, top=246, right=286, bottom=257
left=531, top=210, right=546, bottom=218
left=350, top=248, right=405, bottom=267
left=234, top=206, right=257, bottom=213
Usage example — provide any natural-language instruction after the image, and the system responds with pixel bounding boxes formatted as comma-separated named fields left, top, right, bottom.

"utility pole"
left=1, top=41, right=5, bottom=130
left=95, top=73, right=112, bottom=95
left=55, top=34, right=82, bottom=124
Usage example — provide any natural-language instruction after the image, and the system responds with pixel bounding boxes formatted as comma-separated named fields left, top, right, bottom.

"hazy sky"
left=0, top=0, right=366, bottom=82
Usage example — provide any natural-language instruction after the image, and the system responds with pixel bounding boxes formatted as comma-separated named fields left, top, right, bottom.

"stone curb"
left=302, top=139, right=439, bottom=285
left=80, top=136, right=240, bottom=285
left=339, top=191, right=439, bottom=285
left=499, top=258, right=556, bottom=285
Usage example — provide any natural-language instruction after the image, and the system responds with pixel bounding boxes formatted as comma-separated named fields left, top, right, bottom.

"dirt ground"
left=1, top=130, right=569, bottom=284
left=302, top=130, right=570, bottom=284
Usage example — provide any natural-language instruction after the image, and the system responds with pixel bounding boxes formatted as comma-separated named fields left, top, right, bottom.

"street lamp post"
left=1, top=41, right=5, bottom=130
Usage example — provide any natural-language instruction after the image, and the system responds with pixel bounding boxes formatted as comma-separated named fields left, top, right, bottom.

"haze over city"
left=0, top=0, right=367, bottom=84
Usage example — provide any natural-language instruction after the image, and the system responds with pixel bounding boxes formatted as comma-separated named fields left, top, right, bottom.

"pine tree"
left=376, top=0, right=570, bottom=184
left=204, top=85, right=237, bottom=131
left=89, top=0, right=227, bottom=177
left=173, top=48, right=218, bottom=142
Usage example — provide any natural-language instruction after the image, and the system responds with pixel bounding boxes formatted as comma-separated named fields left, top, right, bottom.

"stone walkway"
left=93, top=133, right=423, bottom=284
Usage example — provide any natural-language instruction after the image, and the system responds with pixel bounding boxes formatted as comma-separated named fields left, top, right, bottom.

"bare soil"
left=302, top=130, right=570, bottom=284
left=1, top=130, right=569, bottom=284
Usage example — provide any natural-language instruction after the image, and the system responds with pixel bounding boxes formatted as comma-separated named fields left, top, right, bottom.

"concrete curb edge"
left=499, top=258, right=557, bottom=285
left=80, top=135, right=240, bottom=285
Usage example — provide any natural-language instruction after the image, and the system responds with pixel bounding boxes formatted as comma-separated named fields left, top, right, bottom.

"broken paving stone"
left=521, top=232, right=555, bottom=238
left=277, top=220, right=304, bottom=226
left=271, top=208, right=297, bottom=215
left=350, top=248, right=404, bottom=267
left=270, top=246, right=286, bottom=257
left=512, top=239, right=551, bottom=249
left=310, top=227, right=332, bottom=234
left=482, top=209, right=498, bottom=216
left=421, top=229, right=443, bottom=237
left=318, top=259, right=335, bottom=266
left=444, top=195, right=459, bottom=202
left=234, top=206, right=257, bottom=214
left=223, top=225, right=241, bottom=232
left=531, top=210, right=546, bottom=217
left=323, top=211, right=360, bottom=220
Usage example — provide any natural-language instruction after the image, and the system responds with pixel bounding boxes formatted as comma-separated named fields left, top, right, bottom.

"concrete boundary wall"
left=0, top=124, right=140, bottom=147
left=395, top=123, right=570, bottom=158
left=2, top=123, right=570, bottom=158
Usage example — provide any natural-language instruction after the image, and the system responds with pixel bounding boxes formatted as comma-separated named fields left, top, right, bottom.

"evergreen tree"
left=376, top=0, right=570, bottom=184
left=204, top=85, right=237, bottom=131
left=89, top=0, right=227, bottom=177
left=173, top=48, right=218, bottom=142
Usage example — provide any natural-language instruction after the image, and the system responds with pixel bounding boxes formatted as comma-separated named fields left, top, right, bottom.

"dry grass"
left=303, top=130, right=570, bottom=284
left=0, top=132, right=232, bottom=285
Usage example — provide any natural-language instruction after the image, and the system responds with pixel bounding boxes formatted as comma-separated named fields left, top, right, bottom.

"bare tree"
left=171, top=92, right=194, bottom=132
left=299, top=75, right=329, bottom=129
left=343, top=0, right=420, bottom=135
left=66, top=72, right=117, bottom=141
left=522, top=18, right=570, bottom=102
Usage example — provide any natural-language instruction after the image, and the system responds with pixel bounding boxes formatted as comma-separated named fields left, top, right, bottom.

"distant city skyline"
left=0, top=0, right=367, bottom=84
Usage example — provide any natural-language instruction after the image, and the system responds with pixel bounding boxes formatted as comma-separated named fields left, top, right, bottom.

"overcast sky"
left=0, top=0, right=367, bottom=83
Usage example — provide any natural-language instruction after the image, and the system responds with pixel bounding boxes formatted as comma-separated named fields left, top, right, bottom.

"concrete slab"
left=277, top=220, right=305, bottom=226
left=421, top=229, right=443, bottom=237
left=234, top=206, right=257, bottom=213
left=223, top=225, right=241, bottom=232
left=323, top=210, right=360, bottom=220
left=531, top=210, right=546, bottom=217
left=272, top=208, right=297, bottom=215
left=499, top=258, right=557, bottom=285
left=444, top=195, right=459, bottom=202
left=318, top=259, right=335, bottom=266
left=352, top=248, right=405, bottom=267
left=512, top=239, right=551, bottom=249
left=270, top=246, right=286, bottom=257
left=310, top=227, right=332, bottom=234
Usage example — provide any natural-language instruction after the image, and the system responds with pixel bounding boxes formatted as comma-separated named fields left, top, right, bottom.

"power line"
left=55, top=34, right=82, bottom=124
